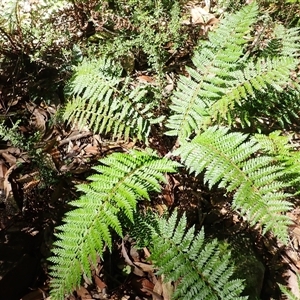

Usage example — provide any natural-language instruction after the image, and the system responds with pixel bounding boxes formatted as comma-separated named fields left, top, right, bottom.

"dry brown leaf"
left=137, top=75, right=156, bottom=84
left=0, top=160, right=7, bottom=178
left=26, top=102, right=48, bottom=133
left=1, top=152, right=17, bottom=165
left=284, top=269, right=300, bottom=298
left=161, top=275, right=174, bottom=300
left=153, top=277, right=163, bottom=300
left=94, top=275, right=107, bottom=291
left=76, top=286, right=93, bottom=300
left=130, top=276, right=155, bottom=297
left=133, top=261, right=155, bottom=273
left=84, top=144, right=99, bottom=155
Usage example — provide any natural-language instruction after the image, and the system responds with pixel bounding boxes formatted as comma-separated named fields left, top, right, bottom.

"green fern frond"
left=165, top=3, right=258, bottom=139
left=63, top=58, right=164, bottom=142
left=49, top=150, right=180, bottom=299
left=174, top=126, right=293, bottom=242
left=150, top=211, right=247, bottom=300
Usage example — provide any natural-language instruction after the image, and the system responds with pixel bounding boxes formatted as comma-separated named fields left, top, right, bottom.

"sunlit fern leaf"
left=49, top=150, right=180, bottom=299
left=150, top=211, right=247, bottom=300
left=63, top=58, right=163, bottom=142
left=165, top=3, right=258, bottom=139
left=174, top=126, right=293, bottom=242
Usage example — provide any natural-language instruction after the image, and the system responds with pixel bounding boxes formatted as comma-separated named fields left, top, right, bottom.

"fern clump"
left=49, top=150, right=180, bottom=299
left=150, top=211, right=247, bottom=300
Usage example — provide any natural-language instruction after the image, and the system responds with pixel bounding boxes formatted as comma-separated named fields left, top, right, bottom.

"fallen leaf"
left=1, top=152, right=17, bottom=165
left=161, top=274, right=174, bottom=300
left=133, top=261, right=155, bottom=273
left=84, top=144, right=99, bottom=155
left=76, top=286, right=93, bottom=300
left=94, top=275, right=107, bottom=291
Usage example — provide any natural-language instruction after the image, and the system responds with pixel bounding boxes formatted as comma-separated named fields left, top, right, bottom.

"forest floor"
left=0, top=114, right=300, bottom=299
left=0, top=1, right=299, bottom=299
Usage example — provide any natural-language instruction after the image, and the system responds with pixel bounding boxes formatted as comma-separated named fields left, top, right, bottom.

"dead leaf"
left=153, top=277, right=163, bottom=300
left=161, top=274, right=174, bottom=300
left=130, top=276, right=155, bottom=297
left=1, top=152, right=17, bottom=165
left=137, top=75, right=156, bottom=84
left=94, top=275, right=107, bottom=291
left=84, top=144, right=99, bottom=156
left=26, top=102, right=48, bottom=133
left=133, top=261, right=155, bottom=273
left=76, top=286, right=93, bottom=300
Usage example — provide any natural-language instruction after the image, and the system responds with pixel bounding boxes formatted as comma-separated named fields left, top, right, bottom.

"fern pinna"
left=174, top=126, right=293, bottom=242
left=49, top=150, right=179, bottom=299
left=63, top=57, right=164, bottom=142
left=150, top=211, right=247, bottom=300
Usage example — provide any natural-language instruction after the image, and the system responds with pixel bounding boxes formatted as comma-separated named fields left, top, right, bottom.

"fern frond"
left=63, top=58, right=164, bottom=142
left=174, top=126, right=293, bottom=242
left=49, top=150, right=180, bottom=299
left=165, top=2, right=258, bottom=139
left=150, top=211, right=247, bottom=300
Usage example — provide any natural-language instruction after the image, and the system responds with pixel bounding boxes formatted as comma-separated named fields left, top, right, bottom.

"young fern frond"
left=49, top=150, right=180, bottom=299
left=174, top=126, right=293, bottom=242
left=150, top=211, right=247, bottom=300
left=63, top=58, right=163, bottom=142
left=165, top=3, right=258, bottom=139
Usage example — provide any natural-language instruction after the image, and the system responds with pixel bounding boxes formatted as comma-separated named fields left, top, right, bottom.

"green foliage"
left=49, top=150, right=179, bottom=299
left=88, top=0, right=183, bottom=75
left=165, top=2, right=258, bottom=138
left=165, top=2, right=299, bottom=136
left=174, top=126, right=293, bottom=242
left=63, top=57, right=164, bottom=142
left=150, top=211, right=247, bottom=299
left=47, top=1, right=300, bottom=299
